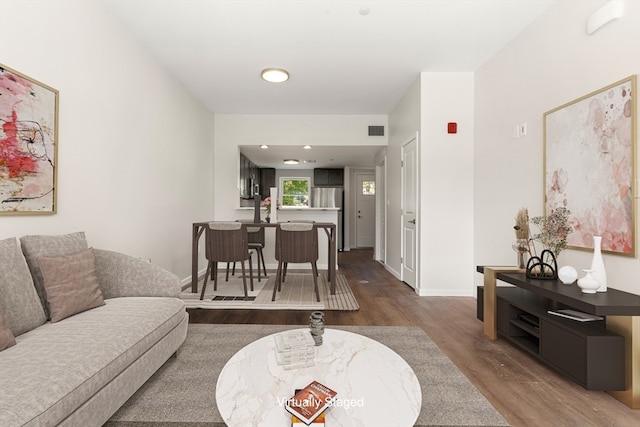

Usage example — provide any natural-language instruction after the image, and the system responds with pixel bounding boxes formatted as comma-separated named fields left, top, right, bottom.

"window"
left=362, top=180, right=375, bottom=195
left=280, top=177, right=310, bottom=207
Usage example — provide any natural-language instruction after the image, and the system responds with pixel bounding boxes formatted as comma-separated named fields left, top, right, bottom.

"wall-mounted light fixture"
left=587, top=0, right=624, bottom=35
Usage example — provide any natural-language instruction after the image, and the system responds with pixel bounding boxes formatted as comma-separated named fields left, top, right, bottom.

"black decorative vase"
left=253, top=195, right=261, bottom=223
left=525, top=249, right=558, bottom=280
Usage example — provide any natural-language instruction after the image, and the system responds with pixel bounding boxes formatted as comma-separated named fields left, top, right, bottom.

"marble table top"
left=216, top=328, right=422, bottom=426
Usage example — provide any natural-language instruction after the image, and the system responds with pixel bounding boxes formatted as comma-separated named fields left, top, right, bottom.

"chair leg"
left=311, top=262, right=320, bottom=302
left=259, top=249, right=267, bottom=276
left=200, top=261, right=214, bottom=300
left=249, top=253, right=254, bottom=291
left=203, top=260, right=212, bottom=286
left=273, top=261, right=283, bottom=301
left=253, top=249, right=261, bottom=282
left=240, top=260, right=248, bottom=300
left=225, top=262, right=231, bottom=281
left=283, top=262, right=288, bottom=281
left=213, top=262, right=219, bottom=291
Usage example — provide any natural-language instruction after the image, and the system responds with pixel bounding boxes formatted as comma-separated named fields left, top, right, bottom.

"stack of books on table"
left=286, top=381, right=337, bottom=426
left=274, top=330, right=316, bottom=370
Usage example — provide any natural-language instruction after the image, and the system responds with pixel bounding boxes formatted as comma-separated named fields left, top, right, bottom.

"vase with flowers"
left=526, top=206, right=573, bottom=280
left=260, top=196, right=280, bottom=222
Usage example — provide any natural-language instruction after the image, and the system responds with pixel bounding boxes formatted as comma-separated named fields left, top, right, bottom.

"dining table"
left=191, top=221, right=337, bottom=295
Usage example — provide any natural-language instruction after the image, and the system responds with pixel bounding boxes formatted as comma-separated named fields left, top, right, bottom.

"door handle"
left=409, top=219, right=416, bottom=224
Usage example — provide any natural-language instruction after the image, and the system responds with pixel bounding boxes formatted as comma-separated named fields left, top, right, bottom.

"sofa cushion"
left=0, top=297, right=186, bottom=427
left=20, top=232, right=88, bottom=318
left=0, top=310, right=17, bottom=352
left=0, top=237, right=47, bottom=336
left=37, top=247, right=105, bottom=322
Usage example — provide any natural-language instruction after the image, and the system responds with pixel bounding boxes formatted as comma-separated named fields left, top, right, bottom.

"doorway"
left=355, top=173, right=376, bottom=248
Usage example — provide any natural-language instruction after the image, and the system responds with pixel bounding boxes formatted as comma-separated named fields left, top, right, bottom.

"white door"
left=355, top=173, right=376, bottom=248
left=401, top=136, right=418, bottom=289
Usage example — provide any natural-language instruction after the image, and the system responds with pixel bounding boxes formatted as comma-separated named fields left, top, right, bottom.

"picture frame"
left=0, top=64, right=59, bottom=215
left=544, top=75, right=637, bottom=256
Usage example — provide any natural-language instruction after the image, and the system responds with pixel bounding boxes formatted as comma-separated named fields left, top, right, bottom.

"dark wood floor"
left=188, top=249, right=640, bottom=427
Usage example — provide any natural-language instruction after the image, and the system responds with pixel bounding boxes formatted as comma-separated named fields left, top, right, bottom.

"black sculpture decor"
left=525, top=249, right=558, bottom=280
left=253, top=195, right=261, bottom=224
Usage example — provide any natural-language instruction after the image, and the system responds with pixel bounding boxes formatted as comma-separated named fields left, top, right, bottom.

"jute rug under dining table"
left=106, top=324, right=509, bottom=427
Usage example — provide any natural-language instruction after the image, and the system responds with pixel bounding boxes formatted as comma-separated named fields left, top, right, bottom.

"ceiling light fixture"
left=303, top=145, right=312, bottom=149
left=283, top=159, right=299, bottom=165
left=261, top=68, right=289, bottom=83
left=260, top=144, right=269, bottom=149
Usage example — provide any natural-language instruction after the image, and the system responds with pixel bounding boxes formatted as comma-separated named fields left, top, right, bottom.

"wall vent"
left=368, top=125, right=385, bottom=136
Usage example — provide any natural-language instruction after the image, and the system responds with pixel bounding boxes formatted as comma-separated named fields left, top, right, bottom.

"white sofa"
left=0, top=232, right=188, bottom=427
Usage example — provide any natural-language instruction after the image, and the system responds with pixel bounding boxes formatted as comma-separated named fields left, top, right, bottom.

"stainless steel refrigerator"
left=311, top=187, right=344, bottom=251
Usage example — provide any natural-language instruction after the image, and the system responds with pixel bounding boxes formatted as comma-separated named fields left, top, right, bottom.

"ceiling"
left=102, top=0, right=555, bottom=116
left=240, top=144, right=385, bottom=169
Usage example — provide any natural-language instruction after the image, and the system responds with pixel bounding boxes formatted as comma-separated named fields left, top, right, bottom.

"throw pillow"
left=0, top=237, right=47, bottom=336
left=37, top=247, right=105, bottom=323
left=0, top=310, right=17, bottom=352
left=20, top=232, right=89, bottom=318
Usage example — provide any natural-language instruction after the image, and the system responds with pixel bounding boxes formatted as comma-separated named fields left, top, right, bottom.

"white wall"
left=419, top=72, right=475, bottom=296
left=0, top=1, right=215, bottom=280
left=474, top=0, right=640, bottom=295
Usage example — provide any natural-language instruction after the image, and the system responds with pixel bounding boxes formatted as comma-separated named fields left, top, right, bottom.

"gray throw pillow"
left=37, top=247, right=105, bottom=323
left=20, top=232, right=88, bottom=318
left=0, top=237, right=47, bottom=336
left=0, top=310, right=17, bottom=352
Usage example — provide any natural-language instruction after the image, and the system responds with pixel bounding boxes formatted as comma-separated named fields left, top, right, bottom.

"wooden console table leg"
left=606, top=315, right=640, bottom=409
left=482, top=267, right=523, bottom=340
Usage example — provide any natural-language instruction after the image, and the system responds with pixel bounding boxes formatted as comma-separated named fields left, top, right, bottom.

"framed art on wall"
left=544, top=75, right=636, bottom=256
left=0, top=64, right=59, bottom=215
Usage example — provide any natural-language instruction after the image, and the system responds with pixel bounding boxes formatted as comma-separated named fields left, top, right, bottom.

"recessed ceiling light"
left=303, top=145, right=312, bottom=149
left=260, top=145, right=269, bottom=149
left=283, top=159, right=299, bottom=165
left=359, top=7, right=371, bottom=16
left=261, top=68, right=289, bottom=83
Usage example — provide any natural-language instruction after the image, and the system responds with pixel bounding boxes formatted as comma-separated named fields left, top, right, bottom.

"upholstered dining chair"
left=282, top=220, right=317, bottom=281
left=235, top=219, right=267, bottom=281
left=273, top=222, right=319, bottom=302
left=201, top=222, right=253, bottom=300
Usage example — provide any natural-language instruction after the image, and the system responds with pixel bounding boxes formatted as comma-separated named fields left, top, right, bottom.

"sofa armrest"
left=94, top=249, right=181, bottom=299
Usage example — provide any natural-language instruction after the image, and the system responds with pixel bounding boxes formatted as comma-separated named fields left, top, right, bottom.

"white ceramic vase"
left=590, top=235, right=607, bottom=292
left=577, top=269, right=600, bottom=294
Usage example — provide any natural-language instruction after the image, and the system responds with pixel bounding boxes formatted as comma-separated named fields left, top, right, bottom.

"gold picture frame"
left=544, top=75, right=637, bottom=256
left=0, top=64, right=59, bottom=215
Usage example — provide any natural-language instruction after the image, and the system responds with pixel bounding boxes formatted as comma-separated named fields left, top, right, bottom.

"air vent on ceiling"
left=368, top=125, right=384, bottom=136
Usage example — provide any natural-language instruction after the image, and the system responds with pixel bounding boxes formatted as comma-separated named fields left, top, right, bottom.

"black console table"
left=479, top=266, right=640, bottom=409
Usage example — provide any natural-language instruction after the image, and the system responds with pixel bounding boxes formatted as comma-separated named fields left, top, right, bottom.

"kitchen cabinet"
left=314, top=168, right=344, bottom=186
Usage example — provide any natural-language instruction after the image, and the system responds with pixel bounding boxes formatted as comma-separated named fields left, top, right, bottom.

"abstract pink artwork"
left=544, top=76, right=636, bottom=256
left=0, top=65, right=58, bottom=214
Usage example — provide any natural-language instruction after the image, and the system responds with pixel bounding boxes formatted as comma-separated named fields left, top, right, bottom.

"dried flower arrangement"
left=526, top=206, right=573, bottom=279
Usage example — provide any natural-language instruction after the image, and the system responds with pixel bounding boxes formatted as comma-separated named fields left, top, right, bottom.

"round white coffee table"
left=216, top=328, right=421, bottom=426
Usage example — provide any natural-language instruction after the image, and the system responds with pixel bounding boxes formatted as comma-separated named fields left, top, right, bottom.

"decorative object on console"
left=262, top=188, right=280, bottom=223
left=512, top=207, right=531, bottom=269
left=526, top=207, right=572, bottom=280
left=526, top=249, right=558, bottom=280
left=558, top=265, right=578, bottom=285
left=309, top=311, right=325, bottom=346
left=590, top=235, right=607, bottom=292
left=0, top=64, right=59, bottom=215
left=577, top=269, right=601, bottom=294
left=544, top=75, right=636, bottom=256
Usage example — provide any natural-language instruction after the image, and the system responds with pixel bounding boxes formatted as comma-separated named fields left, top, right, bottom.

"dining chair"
left=201, top=222, right=254, bottom=300
left=273, top=222, right=319, bottom=302
left=282, top=220, right=316, bottom=281
left=236, top=219, right=267, bottom=281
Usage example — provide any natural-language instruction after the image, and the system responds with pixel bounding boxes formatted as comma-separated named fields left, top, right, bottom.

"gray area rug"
left=106, top=324, right=509, bottom=427
left=182, top=273, right=359, bottom=311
